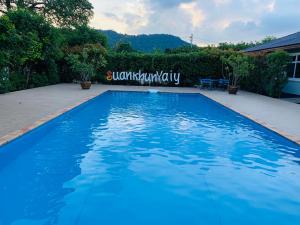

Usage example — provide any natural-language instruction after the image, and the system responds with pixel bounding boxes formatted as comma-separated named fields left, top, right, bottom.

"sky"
left=89, top=0, right=300, bottom=46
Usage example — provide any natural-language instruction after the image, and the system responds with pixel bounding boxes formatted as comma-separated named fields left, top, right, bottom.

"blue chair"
left=199, top=79, right=213, bottom=89
left=218, top=79, right=229, bottom=89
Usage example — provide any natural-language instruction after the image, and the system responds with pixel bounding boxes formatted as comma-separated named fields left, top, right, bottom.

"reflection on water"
left=0, top=91, right=299, bottom=225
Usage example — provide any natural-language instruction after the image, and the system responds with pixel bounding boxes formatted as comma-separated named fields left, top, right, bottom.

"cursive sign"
left=106, top=70, right=181, bottom=85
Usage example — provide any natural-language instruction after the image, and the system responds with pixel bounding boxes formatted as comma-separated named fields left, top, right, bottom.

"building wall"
left=284, top=79, right=300, bottom=95
left=284, top=49, right=300, bottom=96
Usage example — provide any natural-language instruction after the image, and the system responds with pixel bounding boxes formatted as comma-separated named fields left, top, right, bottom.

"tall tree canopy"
left=0, top=9, right=64, bottom=89
left=61, top=25, right=108, bottom=47
left=0, top=0, right=93, bottom=27
left=115, top=42, right=135, bottom=53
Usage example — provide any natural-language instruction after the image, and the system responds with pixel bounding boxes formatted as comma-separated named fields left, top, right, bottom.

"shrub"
left=0, top=68, right=11, bottom=94
left=65, top=43, right=107, bottom=82
left=221, top=54, right=254, bottom=87
left=240, top=55, right=267, bottom=94
left=9, top=72, right=27, bottom=91
left=45, top=59, right=60, bottom=84
left=0, top=9, right=63, bottom=92
left=29, top=73, right=49, bottom=88
left=241, top=51, right=290, bottom=98
left=264, top=51, right=290, bottom=98
left=101, top=49, right=233, bottom=86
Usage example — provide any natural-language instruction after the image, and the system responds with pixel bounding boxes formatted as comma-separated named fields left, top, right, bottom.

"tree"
left=218, top=36, right=277, bottom=51
left=0, top=0, right=93, bottom=27
left=261, top=36, right=276, bottom=44
left=264, top=50, right=290, bottom=98
left=65, top=44, right=107, bottom=82
left=0, top=10, right=42, bottom=87
left=0, top=67, right=11, bottom=93
left=165, top=45, right=200, bottom=54
left=218, top=42, right=256, bottom=51
left=222, top=54, right=254, bottom=87
left=0, top=14, right=16, bottom=67
left=62, top=25, right=108, bottom=47
left=0, top=9, right=63, bottom=88
left=115, top=42, right=135, bottom=53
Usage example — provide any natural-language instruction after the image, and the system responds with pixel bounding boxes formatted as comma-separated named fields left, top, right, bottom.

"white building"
left=245, top=32, right=300, bottom=96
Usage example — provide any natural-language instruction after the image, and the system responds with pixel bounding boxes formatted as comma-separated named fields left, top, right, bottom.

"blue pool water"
left=0, top=91, right=300, bottom=225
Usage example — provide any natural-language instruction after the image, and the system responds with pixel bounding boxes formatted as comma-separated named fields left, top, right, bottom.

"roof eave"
left=244, top=44, right=300, bottom=54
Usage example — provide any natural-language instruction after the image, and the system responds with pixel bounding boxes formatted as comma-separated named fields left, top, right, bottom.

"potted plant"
left=222, top=54, right=254, bottom=94
left=65, top=44, right=107, bottom=90
left=79, top=63, right=94, bottom=89
left=228, top=72, right=239, bottom=94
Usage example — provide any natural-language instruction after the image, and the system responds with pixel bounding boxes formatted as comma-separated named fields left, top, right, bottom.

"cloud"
left=90, top=0, right=149, bottom=33
left=147, top=0, right=193, bottom=8
left=179, top=2, right=205, bottom=29
left=89, top=0, right=300, bottom=45
left=265, top=0, right=276, bottom=12
left=213, top=0, right=232, bottom=6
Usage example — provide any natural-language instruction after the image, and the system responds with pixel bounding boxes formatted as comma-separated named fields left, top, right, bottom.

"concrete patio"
left=200, top=90, right=300, bottom=144
left=0, top=84, right=299, bottom=145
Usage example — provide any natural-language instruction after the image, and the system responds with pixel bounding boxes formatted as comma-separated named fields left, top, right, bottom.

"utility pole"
left=189, top=34, right=193, bottom=47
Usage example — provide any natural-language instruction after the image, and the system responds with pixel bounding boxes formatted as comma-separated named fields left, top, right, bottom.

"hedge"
left=240, top=51, right=290, bottom=98
left=97, top=50, right=235, bottom=86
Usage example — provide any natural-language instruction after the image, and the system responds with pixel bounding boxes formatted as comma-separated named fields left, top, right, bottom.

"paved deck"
left=0, top=84, right=299, bottom=145
left=200, top=90, right=300, bottom=144
left=283, top=97, right=300, bottom=104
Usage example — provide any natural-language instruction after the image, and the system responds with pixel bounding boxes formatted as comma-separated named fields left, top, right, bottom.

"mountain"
left=99, top=30, right=190, bottom=52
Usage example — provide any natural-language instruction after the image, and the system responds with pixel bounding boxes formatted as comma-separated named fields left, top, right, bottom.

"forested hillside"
left=100, top=30, right=189, bottom=52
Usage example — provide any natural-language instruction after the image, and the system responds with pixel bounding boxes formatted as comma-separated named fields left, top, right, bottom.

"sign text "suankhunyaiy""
left=106, top=70, right=181, bottom=85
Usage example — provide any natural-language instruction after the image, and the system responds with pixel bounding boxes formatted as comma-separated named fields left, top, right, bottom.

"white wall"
left=283, top=79, right=300, bottom=95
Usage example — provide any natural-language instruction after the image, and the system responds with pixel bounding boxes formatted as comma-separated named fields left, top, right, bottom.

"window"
left=287, top=63, right=296, bottom=77
left=296, top=63, right=300, bottom=78
left=288, top=53, right=300, bottom=79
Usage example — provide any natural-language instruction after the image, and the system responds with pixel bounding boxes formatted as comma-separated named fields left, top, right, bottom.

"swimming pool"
left=0, top=91, right=299, bottom=225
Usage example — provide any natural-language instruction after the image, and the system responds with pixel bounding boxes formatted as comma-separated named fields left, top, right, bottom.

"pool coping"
left=0, top=94, right=101, bottom=147
left=198, top=92, right=300, bottom=146
left=0, top=88, right=299, bottom=147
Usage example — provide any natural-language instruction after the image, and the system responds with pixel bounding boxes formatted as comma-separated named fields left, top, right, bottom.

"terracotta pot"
left=80, top=81, right=92, bottom=90
left=228, top=86, right=239, bottom=95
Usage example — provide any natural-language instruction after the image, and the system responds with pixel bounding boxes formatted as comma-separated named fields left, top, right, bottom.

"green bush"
left=264, top=51, right=290, bottom=98
left=0, top=9, right=63, bottom=92
left=64, top=43, right=107, bottom=82
left=100, top=49, right=234, bottom=86
left=45, top=59, right=60, bottom=84
left=9, top=72, right=27, bottom=91
left=240, top=56, right=266, bottom=94
left=0, top=68, right=11, bottom=94
left=241, top=51, right=290, bottom=98
left=29, top=73, right=49, bottom=88
left=221, top=54, right=254, bottom=87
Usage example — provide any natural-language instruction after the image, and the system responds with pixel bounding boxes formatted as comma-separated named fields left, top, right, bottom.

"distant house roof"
left=244, top=32, right=300, bottom=53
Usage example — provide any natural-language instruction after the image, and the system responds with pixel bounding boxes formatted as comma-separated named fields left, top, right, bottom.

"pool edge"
left=199, top=92, right=300, bottom=146
left=0, top=92, right=106, bottom=147
left=1, top=88, right=299, bottom=147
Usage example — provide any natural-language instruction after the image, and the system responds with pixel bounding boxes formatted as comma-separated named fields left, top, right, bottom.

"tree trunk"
left=24, top=66, right=31, bottom=89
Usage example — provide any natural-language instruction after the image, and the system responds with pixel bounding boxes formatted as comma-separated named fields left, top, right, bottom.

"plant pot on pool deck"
left=81, top=81, right=92, bottom=90
left=222, top=54, right=254, bottom=96
left=228, top=86, right=239, bottom=94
